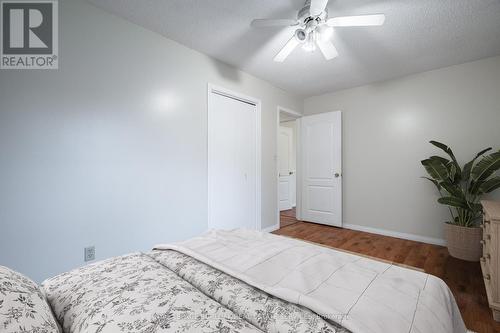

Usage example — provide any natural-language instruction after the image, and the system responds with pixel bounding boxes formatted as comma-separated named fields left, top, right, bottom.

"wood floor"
left=280, top=208, right=298, bottom=228
left=274, top=217, right=500, bottom=333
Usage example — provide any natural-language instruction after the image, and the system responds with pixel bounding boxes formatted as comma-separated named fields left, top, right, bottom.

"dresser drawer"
left=481, top=253, right=491, bottom=279
left=481, top=200, right=500, bottom=321
left=481, top=258, right=494, bottom=304
left=482, top=233, right=492, bottom=260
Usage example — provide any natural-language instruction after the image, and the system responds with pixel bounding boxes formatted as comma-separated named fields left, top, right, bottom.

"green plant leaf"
left=479, top=176, right=500, bottom=194
left=469, top=180, right=482, bottom=195
left=429, top=155, right=460, bottom=183
left=429, top=155, right=450, bottom=165
left=471, top=151, right=500, bottom=182
left=449, top=163, right=457, bottom=183
left=440, top=181, right=464, bottom=198
left=421, top=177, right=442, bottom=191
left=421, top=158, right=449, bottom=182
left=437, top=196, right=469, bottom=210
left=462, top=147, right=493, bottom=181
left=469, top=202, right=483, bottom=213
left=430, top=140, right=462, bottom=178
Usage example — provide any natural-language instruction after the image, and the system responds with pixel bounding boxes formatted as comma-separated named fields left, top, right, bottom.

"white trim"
left=207, top=83, right=262, bottom=231
left=343, top=223, right=446, bottom=246
left=295, top=117, right=302, bottom=221
left=278, top=106, right=302, bottom=118
left=261, top=223, right=280, bottom=233
left=276, top=106, right=302, bottom=230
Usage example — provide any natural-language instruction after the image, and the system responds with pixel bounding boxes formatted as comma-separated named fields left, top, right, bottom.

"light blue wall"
left=0, top=0, right=302, bottom=282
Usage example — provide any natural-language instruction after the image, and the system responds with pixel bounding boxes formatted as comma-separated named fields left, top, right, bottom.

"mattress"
left=41, top=229, right=467, bottom=333
left=154, top=229, right=468, bottom=333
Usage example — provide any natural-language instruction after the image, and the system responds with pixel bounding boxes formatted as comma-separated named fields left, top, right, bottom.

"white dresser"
left=481, top=200, right=500, bottom=321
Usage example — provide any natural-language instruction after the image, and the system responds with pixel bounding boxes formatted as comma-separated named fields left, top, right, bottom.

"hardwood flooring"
left=280, top=207, right=298, bottom=228
left=274, top=220, right=500, bottom=333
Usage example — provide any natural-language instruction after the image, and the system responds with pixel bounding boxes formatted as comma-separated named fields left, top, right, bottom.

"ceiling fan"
left=251, top=0, right=385, bottom=62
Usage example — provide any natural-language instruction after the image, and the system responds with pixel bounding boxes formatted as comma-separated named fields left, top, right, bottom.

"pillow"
left=0, top=265, right=60, bottom=333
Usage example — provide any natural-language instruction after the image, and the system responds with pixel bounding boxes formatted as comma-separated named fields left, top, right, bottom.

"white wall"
left=304, top=56, right=500, bottom=243
left=0, top=0, right=302, bottom=282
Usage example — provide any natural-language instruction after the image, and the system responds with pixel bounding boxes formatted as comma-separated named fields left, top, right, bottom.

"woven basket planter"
left=444, top=223, right=482, bottom=262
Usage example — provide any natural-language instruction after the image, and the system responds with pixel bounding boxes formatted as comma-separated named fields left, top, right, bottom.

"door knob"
left=289, top=171, right=294, bottom=175
left=334, top=173, right=340, bottom=178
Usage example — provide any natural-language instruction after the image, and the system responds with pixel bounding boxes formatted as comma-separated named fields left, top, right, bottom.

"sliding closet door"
left=208, top=89, right=258, bottom=230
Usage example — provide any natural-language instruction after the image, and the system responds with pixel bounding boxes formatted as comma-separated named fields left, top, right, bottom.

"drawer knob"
left=481, top=254, right=491, bottom=261
left=485, top=274, right=491, bottom=280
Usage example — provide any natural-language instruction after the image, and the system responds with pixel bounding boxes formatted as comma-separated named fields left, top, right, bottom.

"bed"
left=6, top=229, right=467, bottom=333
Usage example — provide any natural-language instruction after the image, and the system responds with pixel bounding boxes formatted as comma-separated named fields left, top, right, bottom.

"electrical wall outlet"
left=84, top=246, right=95, bottom=262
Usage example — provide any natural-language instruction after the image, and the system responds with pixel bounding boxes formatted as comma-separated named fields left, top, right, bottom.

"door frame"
left=275, top=106, right=302, bottom=230
left=207, top=84, right=262, bottom=231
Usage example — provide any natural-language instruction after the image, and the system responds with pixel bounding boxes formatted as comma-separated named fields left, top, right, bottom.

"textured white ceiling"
left=87, top=0, right=500, bottom=97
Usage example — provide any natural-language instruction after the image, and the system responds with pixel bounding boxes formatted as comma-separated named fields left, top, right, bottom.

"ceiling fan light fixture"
left=302, top=41, right=316, bottom=52
left=302, top=31, right=317, bottom=52
left=294, top=29, right=307, bottom=42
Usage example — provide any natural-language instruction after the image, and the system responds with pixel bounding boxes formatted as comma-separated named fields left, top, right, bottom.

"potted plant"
left=421, top=141, right=500, bottom=261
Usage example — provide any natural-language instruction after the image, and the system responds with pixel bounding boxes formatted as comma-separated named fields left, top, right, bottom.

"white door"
left=208, top=91, right=257, bottom=230
left=300, top=111, right=342, bottom=227
left=278, top=126, right=293, bottom=211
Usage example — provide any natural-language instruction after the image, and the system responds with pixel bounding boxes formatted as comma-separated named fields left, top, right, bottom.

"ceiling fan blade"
left=251, top=19, right=298, bottom=28
left=274, top=35, right=299, bottom=62
left=316, top=39, right=338, bottom=60
left=310, top=0, right=329, bottom=16
left=327, top=14, right=385, bottom=27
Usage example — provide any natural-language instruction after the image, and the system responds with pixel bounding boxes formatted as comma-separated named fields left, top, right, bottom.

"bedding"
left=0, top=265, right=60, bottom=333
left=154, top=229, right=468, bottom=333
left=42, top=252, right=348, bottom=333
left=39, top=228, right=467, bottom=333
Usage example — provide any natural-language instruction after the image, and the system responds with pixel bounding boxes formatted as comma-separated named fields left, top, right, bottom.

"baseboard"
left=261, top=223, right=280, bottom=233
left=343, top=223, right=446, bottom=246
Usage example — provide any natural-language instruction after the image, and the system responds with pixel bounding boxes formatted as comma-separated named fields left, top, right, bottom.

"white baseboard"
left=261, top=223, right=280, bottom=233
left=343, top=223, right=446, bottom=246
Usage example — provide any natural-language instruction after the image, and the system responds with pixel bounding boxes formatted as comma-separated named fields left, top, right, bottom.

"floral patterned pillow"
left=0, top=265, right=60, bottom=333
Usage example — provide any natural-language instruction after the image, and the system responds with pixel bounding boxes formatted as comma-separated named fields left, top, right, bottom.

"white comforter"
left=155, top=229, right=467, bottom=333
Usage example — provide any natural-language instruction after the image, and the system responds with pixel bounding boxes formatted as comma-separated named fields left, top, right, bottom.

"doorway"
left=276, top=108, right=343, bottom=230
left=278, top=107, right=301, bottom=228
left=208, top=85, right=261, bottom=230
